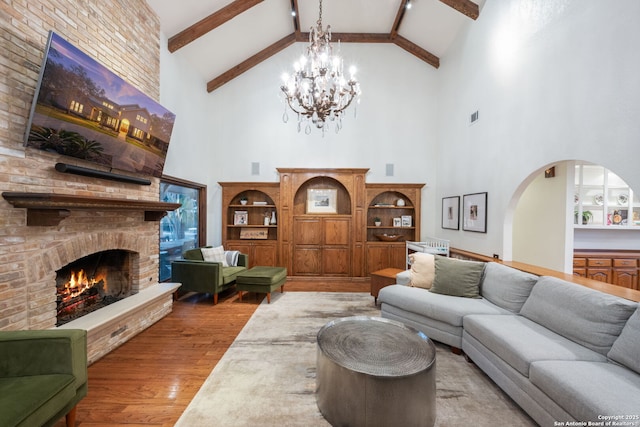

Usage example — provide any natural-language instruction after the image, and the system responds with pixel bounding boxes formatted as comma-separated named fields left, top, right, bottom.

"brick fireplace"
left=0, top=0, right=181, bottom=363
left=6, top=205, right=180, bottom=363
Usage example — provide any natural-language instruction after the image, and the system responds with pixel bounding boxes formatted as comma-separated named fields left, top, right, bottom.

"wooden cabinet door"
left=294, top=218, right=322, bottom=245
left=253, top=242, right=278, bottom=267
left=587, top=268, right=612, bottom=283
left=324, top=218, right=350, bottom=245
left=390, top=244, right=407, bottom=270
left=613, top=269, right=639, bottom=290
left=323, top=248, right=350, bottom=275
left=573, top=268, right=586, bottom=278
left=366, top=245, right=389, bottom=274
left=293, top=248, right=322, bottom=275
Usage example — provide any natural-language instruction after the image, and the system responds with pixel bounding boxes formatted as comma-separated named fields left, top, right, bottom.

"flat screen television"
left=24, top=31, right=176, bottom=178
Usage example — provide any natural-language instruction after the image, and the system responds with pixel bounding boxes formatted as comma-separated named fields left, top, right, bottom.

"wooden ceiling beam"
left=296, top=32, right=391, bottom=43
left=168, top=0, right=263, bottom=53
left=393, top=35, right=440, bottom=69
left=291, top=0, right=300, bottom=32
left=207, top=33, right=296, bottom=93
left=439, top=0, right=480, bottom=20
left=391, top=0, right=410, bottom=38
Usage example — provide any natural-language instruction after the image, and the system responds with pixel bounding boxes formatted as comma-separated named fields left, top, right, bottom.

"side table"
left=370, top=268, right=404, bottom=304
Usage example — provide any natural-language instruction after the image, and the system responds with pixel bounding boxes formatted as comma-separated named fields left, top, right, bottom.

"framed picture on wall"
left=462, top=192, right=487, bottom=233
left=307, top=189, right=337, bottom=214
left=441, top=196, right=460, bottom=230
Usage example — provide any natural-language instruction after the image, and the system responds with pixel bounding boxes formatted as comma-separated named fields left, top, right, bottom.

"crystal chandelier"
left=281, top=0, right=361, bottom=134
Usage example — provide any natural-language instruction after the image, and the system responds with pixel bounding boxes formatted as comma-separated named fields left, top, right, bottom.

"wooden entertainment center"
left=220, top=168, right=424, bottom=277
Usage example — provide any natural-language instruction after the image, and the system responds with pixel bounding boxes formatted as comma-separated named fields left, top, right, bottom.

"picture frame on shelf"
left=240, top=228, right=268, bottom=239
left=462, top=192, right=487, bottom=233
left=234, top=210, right=248, bottom=225
left=307, top=188, right=337, bottom=214
left=441, top=196, right=460, bottom=230
left=393, top=217, right=402, bottom=227
left=401, top=215, right=412, bottom=227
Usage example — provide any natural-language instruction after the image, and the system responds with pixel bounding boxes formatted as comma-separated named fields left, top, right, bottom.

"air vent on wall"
left=470, top=110, right=479, bottom=125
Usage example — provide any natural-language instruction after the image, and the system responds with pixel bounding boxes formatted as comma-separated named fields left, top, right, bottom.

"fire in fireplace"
left=56, top=250, right=134, bottom=326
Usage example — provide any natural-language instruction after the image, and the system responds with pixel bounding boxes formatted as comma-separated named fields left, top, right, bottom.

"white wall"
left=512, top=163, right=569, bottom=271
left=157, top=32, right=222, bottom=244
left=161, top=42, right=440, bottom=245
left=159, top=0, right=640, bottom=257
left=436, top=0, right=640, bottom=258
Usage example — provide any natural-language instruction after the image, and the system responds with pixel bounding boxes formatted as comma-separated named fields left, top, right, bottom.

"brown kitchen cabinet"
left=574, top=251, right=640, bottom=290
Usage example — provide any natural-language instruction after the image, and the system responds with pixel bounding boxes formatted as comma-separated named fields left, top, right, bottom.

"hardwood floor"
left=56, top=279, right=368, bottom=426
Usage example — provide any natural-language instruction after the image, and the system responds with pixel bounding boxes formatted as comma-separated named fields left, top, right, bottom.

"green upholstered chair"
left=0, top=329, right=88, bottom=427
left=171, top=247, right=248, bottom=304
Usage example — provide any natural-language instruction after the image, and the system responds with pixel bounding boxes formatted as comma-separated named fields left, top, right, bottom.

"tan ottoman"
left=235, top=266, right=287, bottom=303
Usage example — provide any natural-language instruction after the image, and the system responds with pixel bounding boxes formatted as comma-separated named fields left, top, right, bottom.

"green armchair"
left=171, top=247, right=248, bottom=304
left=0, top=329, right=88, bottom=427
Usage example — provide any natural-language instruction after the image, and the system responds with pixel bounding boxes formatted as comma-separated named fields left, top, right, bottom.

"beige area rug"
left=175, top=292, right=535, bottom=426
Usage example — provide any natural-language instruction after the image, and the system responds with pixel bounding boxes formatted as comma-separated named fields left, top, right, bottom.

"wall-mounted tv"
left=24, top=31, right=176, bottom=178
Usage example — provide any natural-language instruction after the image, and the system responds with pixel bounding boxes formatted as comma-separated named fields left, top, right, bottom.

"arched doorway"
left=506, top=161, right=639, bottom=274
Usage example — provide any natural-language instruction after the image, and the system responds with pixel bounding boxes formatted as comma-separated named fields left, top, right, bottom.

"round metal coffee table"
left=316, top=316, right=436, bottom=427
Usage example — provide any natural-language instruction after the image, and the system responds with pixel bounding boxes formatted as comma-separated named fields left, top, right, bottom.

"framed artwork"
left=463, top=192, right=487, bottom=233
left=234, top=210, right=248, bottom=225
left=441, top=196, right=460, bottom=230
left=401, top=215, right=412, bottom=227
left=393, top=217, right=402, bottom=227
left=307, top=189, right=337, bottom=214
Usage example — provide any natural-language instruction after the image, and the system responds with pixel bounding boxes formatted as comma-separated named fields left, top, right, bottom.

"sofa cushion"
left=530, top=360, right=640, bottom=422
left=0, top=374, right=76, bottom=427
left=480, top=262, right=538, bottom=313
left=395, top=269, right=411, bottom=286
left=463, top=314, right=607, bottom=377
left=430, top=256, right=485, bottom=298
left=379, top=285, right=510, bottom=328
left=519, top=276, right=637, bottom=355
left=409, top=252, right=435, bottom=289
left=608, top=306, right=640, bottom=374
left=201, top=246, right=228, bottom=266
left=221, top=266, right=247, bottom=284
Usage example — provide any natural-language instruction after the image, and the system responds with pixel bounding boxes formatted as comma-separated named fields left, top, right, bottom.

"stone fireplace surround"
left=27, top=229, right=179, bottom=364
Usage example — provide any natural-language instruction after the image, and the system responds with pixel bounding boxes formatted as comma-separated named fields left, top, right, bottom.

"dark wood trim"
left=207, top=33, right=296, bottom=92
left=296, top=32, right=392, bottom=43
left=168, top=0, right=263, bottom=52
left=391, top=0, right=410, bottom=38
left=161, top=175, right=207, bottom=248
left=449, top=247, right=640, bottom=302
left=392, top=35, right=440, bottom=68
left=439, top=0, right=480, bottom=20
left=291, top=0, right=300, bottom=32
left=2, top=192, right=180, bottom=226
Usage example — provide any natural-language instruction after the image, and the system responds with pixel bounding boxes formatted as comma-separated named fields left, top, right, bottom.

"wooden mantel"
left=2, top=192, right=181, bottom=226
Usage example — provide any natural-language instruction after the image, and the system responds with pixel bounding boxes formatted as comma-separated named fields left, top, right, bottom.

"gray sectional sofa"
left=378, top=258, right=640, bottom=426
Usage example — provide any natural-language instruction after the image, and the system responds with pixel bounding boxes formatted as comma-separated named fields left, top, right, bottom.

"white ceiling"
left=147, top=0, right=484, bottom=91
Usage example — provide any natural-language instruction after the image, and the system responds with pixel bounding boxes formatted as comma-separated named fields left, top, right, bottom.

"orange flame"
left=60, top=269, right=108, bottom=302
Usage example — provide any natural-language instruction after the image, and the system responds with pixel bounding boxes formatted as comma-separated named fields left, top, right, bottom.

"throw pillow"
left=409, top=252, right=435, bottom=289
left=607, top=307, right=640, bottom=374
left=200, top=246, right=228, bottom=266
left=481, top=262, right=538, bottom=313
left=430, top=256, right=485, bottom=298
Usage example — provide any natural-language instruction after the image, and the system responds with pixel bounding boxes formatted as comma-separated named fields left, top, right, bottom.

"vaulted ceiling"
left=147, top=0, right=484, bottom=93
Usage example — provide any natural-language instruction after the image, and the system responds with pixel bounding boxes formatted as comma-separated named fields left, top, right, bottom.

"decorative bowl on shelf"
left=375, top=234, right=402, bottom=242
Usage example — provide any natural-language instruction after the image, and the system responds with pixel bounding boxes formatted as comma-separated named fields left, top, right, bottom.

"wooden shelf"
left=2, top=192, right=181, bottom=226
